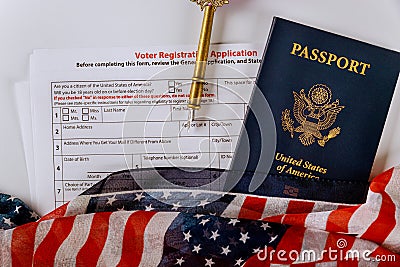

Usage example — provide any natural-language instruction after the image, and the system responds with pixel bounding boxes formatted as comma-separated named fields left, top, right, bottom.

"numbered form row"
left=53, top=136, right=240, bottom=155
left=53, top=152, right=234, bottom=202
left=52, top=103, right=246, bottom=124
left=53, top=119, right=244, bottom=139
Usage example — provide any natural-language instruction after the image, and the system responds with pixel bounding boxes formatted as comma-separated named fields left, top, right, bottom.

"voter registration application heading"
left=29, top=44, right=262, bottom=215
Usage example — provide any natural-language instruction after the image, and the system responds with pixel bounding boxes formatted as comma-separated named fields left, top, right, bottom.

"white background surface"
left=0, top=0, right=399, bottom=207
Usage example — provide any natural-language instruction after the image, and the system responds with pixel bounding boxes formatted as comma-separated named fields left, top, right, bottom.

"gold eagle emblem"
left=281, top=84, right=345, bottom=147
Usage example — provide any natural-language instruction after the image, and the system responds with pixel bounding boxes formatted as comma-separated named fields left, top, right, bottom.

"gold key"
left=187, top=0, right=229, bottom=127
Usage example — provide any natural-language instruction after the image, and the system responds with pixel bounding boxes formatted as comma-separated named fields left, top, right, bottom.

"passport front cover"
left=231, top=17, right=400, bottom=204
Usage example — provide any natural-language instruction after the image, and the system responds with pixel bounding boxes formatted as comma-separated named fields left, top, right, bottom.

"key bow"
left=190, top=0, right=229, bottom=10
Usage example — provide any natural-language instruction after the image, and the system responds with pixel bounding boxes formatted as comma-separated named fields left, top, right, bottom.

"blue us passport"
left=230, top=17, right=400, bottom=204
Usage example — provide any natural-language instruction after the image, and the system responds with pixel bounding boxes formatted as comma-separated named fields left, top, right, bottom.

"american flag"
left=1, top=167, right=399, bottom=266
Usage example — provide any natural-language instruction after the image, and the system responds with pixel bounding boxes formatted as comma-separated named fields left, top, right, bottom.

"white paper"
left=14, top=81, right=36, bottom=207
left=29, top=44, right=263, bottom=215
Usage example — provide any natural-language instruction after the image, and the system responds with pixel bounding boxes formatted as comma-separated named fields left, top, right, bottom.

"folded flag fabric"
left=1, top=166, right=399, bottom=266
left=0, top=194, right=39, bottom=230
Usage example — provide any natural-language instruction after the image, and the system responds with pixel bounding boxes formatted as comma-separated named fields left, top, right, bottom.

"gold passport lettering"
left=290, top=42, right=371, bottom=76
left=281, top=84, right=345, bottom=147
left=275, top=152, right=328, bottom=180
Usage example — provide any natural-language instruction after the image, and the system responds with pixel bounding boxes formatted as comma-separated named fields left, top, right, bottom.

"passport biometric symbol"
left=281, top=84, right=345, bottom=147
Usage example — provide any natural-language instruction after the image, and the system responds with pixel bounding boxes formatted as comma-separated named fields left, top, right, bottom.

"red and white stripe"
left=0, top=229, right=13, bottom=267
left=238, top=195, right=268, bottom=220
left=1, top=210, right=179, bottom=266
left=382, top=167, right=400, bottom=253
left=96, top=211, right=139, bottom=266
left=33, top=219, right=54, bottom=252
left=54, top=213, right=95, bottom=265
left=138, top=212, right=179, bottom=266
left=76, top=212, right=113, bottom=266
left=11, top=222, right=38, bottom=266
left=348, top=191, right=382, bottom=235
left=64, top=195, right=92, bottom=217
left=261, top=197, right=291, bottom=218
left=220, top=194, right=246, bottom=218
left=360, top=169, right=397, bottom=246
left=382, top=205, right=400, bottom=253
left=304, top=211, right=332, bottom=230
left=293, top=228, right=330, bottom=264
left=311, top=201, right=341, bottom=213
left=34, top=217, right=75, bottom=266
left=280, top=201, right=315, bottom=226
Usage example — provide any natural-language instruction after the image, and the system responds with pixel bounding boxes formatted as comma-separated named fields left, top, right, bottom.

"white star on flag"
left=14, top=205, right=22, bottom=214
left=252, top=247, right=262, bottom=254
left=172, top=202, right=182, bottom=211
left=199, top=218, right=210, bottom=226
left=210, top=230, right=220, bottom=241
left=6, top=196, right=16, bottom=201
left=134, top=192, right=145, bottom=202
left=235, top=258, right=244, bottom=266
left=199, top=199, right=210, bottom=207
left=183, top=230, right=192, bottom=242
left=145, top=204, right=154, bottom=211
left=194, top=214, right=204, bottom=219
left=106, top=195, right=117, bottom=206
left=176, top=257, right=185, bottom=266
left=161, top=191, right=172, bottom=199
left=261, top=222, right=271, bottom=230
left=205, top=258, right=215, bottom=267
left=29, top=211, right=39, bottom=219
left=221, top=245, right=231, bottom=256
left=239, top=232, right=250, bottom=244
left=3, top=217, right=13, bottom=227
left=269, top=234, right=278, bottom=243
left=192, top=244, right=202, bottom=253
left=228, top=218, right=240, bottom=226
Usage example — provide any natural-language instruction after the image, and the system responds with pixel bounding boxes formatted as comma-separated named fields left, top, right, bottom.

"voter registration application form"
left=29, top=44, right=262, bottom=215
